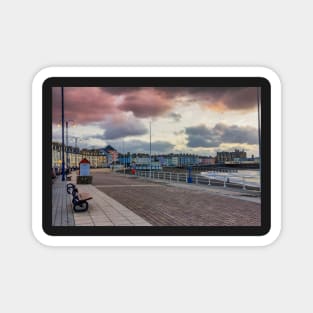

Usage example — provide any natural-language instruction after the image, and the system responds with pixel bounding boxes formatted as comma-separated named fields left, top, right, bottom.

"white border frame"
left=32, top=66, right=281, bottom=246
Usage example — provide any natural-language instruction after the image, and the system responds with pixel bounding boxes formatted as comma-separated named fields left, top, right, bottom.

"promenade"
left=52, top=171, right=151, bottom=226
left=52, top=169, right=261, bottom=227
left=52, top=177, right=74, bottom=226
left=92, top=170, right=261, bottom=226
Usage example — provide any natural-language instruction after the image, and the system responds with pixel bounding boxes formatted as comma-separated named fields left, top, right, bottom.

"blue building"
left=98, top=145, right=118, bottom=166
left=118, top=153, right=132, bottom=167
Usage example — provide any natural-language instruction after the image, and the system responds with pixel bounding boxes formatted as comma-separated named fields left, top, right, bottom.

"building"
left=118, top=152, right=132, bottom=167
left=199, top=156, right=216, bottom=165
left=98, top=145, right=118, bottom=167
left=178, top=154, right=200, bottom=167
left=216, top=149, right=247, bottom=164
left=132, top=154, right=162, bottom=170
left=52, top=142, right=107, bottom=171
left=52, top=142, right=63, bottom=169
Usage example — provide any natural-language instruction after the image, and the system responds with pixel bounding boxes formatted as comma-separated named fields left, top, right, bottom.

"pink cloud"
left=52, top=87, right=258, bottom=126
left=117, top=88, right=173, bottom=118
left=52, top=87, right=117, bottom=125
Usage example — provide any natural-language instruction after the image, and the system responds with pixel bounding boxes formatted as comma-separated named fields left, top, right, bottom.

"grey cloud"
left=186, top=123, right=258, bottom=148
left=102, top=87, right=258, bottom=112
left=122, top=140, right=175, bottom=154
left=216, top=123, right=258, bottom=145
left=168, top=112, right=182, bottom=122
left=99, top=115, right=148, bottom=140
left=186, top=135, right=219, bottom=148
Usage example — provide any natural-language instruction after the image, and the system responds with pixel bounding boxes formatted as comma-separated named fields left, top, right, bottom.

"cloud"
left=150, top=87, right=257, bottom=111
left=207, top=87, right=258, bottom=111
left=103, top=87, right=258, bottom=113
left=52, top=87, right=117, bottom=125
left=187, top=135, right=219, bottom=148
left=185, top=123, right=258, bottom=148
left=168, top=112, right=182, bottom=122
left=122, top=140, right=175, bottom=154
left=117, top=88, right=173, bottom=118
left=52, top=87, right=258, bottom=127
left=100, top=114, right=148, bottom=140
left=215, top=123, right=258, bottom=145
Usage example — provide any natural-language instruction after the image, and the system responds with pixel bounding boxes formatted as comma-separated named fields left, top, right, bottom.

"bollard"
left=242, top=177, right=246, bottom=190
left=224, top=177, right=226, bottom=188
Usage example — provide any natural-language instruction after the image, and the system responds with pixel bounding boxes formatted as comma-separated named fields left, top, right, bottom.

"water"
left=233, top=169, right=261, bottom=187
left=201, top=169, right=261, bottom=187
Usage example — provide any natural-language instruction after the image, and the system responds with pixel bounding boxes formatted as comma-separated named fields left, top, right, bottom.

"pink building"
left=199, top=156, right=216, bottom=165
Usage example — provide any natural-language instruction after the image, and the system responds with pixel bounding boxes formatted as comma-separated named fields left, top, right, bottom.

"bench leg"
left=73, top=201, right=89, bottom=212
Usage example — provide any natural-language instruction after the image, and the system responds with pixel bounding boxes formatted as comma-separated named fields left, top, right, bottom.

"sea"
left=203, top=169, right=261, bottom=188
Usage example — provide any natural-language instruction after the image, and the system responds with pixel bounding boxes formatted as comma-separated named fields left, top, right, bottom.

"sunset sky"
left=52, top=87, right=260, bottom=157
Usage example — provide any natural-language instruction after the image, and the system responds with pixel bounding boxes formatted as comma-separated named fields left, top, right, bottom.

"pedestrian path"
left=52, top=177, right=74, bottom=226
left=66, top=172, right=151, bottom=226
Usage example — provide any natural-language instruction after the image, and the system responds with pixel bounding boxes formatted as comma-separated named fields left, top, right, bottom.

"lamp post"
left=65, top=120, right=75, bottom=173
left=257, top=87, right=261, bottom=187
left=123, top=139, right=126, bottom=175
left=61, top=87, right=65, bottom=181
left=149, top=120, right=152, bottom=177
left=73, top=137, right=78, bottom=168
left=70, top=136, right=80, bottom=169
left=59, top=88, right=75, bottom=180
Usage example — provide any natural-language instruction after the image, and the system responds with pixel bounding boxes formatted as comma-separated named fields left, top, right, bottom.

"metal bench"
left=66, top=183, right=93, bottom=212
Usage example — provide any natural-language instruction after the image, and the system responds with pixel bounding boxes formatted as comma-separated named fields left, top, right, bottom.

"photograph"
left=51, top=85, right=262, bottom=228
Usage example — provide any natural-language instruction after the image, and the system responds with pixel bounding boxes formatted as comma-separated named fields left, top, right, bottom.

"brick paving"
left=92, top=171, right=261, bottom=226
left=52, top=171, right=151, bottom=226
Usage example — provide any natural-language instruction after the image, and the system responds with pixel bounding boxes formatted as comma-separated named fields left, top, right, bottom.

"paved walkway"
left=52, top=178, right=74, bottom=226
left=52, top=170, right=261, bottom=227
left=92, top=171, right=261, bottom=226
left=65, top=172, right=151, bottom=226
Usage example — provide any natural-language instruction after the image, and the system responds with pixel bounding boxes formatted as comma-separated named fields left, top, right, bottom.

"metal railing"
left=132, top=171, right=260, bottom=191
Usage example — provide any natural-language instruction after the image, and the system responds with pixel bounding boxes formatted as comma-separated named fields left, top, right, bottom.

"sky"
left=52, top=87, right=260, bottom=157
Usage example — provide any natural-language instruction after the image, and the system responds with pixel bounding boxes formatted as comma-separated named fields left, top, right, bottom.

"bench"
left=72, top=190, right=93, bottom=212
left=66, top=183, right=93, bottom=212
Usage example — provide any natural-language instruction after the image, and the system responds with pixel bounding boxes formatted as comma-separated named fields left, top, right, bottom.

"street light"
left=149, top=120, right=152, bottom=177
left=257, top=87, right=261, bottom=187
left=61, top=87, right=65, bottom=181
left=58, top=118, right=75, bottom=175
left=65, top=120, right=75, bottom=172
left=69, top=136, right=83, bottom=169
left=58, top=87, right=74, bottom=181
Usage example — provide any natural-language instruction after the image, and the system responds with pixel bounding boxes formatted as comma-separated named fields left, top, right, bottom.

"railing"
left=132, top=171, right=260, bottom=191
